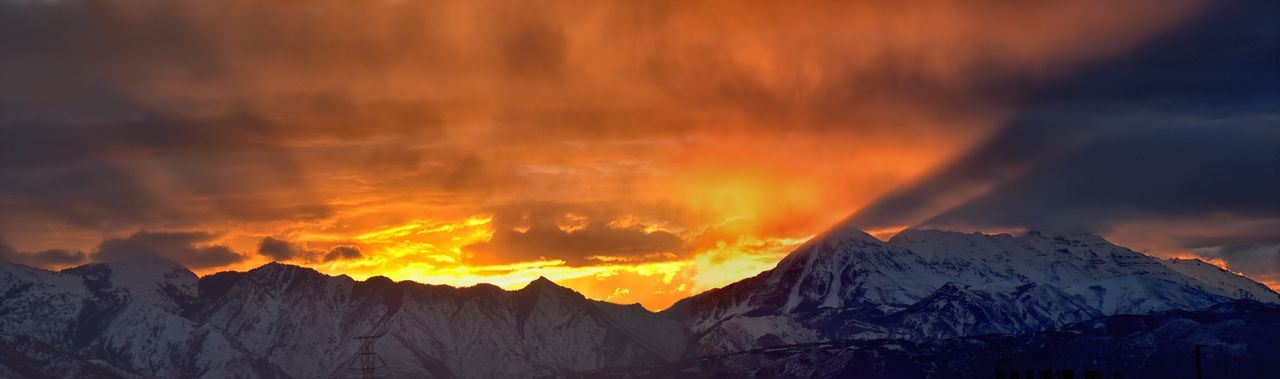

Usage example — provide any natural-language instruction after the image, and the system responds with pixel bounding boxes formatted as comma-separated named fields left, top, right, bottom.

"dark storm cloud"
left=323, top=245, right=363, bottom=262
left=257, top=237, right=303, bottom=261
left=921, top=122, right=1280, bottom=231
left=0, top=0, right=1218, bottom=301
left=466, top=202, right=688, bottom=265
left=1194, top=244, right=1280, bottom=282
left=850, top=0, right=1280, bottom=235
left=0, top=161, right=185, bottom=229
left=30, top=249, right=89, bottom=266
left=468, top=223, right=685, bottom=265
left=0, top=1, right=446, bottom=234
left=95, top=231, right=245, bottom=269
left=0, top=153, right=332, bottom=232
left=846, top=108, right=1103, bottom=229
left=0, top=111, right=270, bottom=169
left=0, top=241, right=88, bottom=268
left=256, top=237, right=363, bottom=263
left=845, top=0, right=1280, bottom=286
left=1177, top=220, right=1280, bottom=249
left=0, top=99, right=338, bottom=232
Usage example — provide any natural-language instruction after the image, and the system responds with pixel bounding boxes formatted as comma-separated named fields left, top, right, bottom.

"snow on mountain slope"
left=665, top=227, right=1258, bottom=353
left=2, top=258, right=688, bottom=378
left=3, top=225, right=1275, bottom=377
left=663, top=225, right=944, bottom=334
left=63, top=255, right=197, bottom=314
left=694, top=315, right=820, bottom=355
left=190, top=263, right=362, bottom=377
left=884, top=282, right=1100, bottom=340
left=189, top=263, right=688, bottom=378
left=0, top=256, right=280, bottom=378
left=1162, top=257, right=1280, bottom=303
left=0, top=260, right=89, bottom=345
left=888, top=230, right=1229, bottom=314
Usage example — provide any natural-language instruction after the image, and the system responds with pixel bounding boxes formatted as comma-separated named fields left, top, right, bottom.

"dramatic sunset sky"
left=1, top=0, right=1276, bottom=309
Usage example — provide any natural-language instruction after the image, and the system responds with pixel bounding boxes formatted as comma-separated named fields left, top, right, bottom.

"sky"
left=0, top=0, right=1276, bottom=310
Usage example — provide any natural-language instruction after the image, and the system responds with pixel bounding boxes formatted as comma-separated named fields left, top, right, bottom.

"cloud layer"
left=96, top=231, right=245, bottom=269
left=5, top=0, right=1274, bottom=307
left=849, top=1, right=1280, bottom=264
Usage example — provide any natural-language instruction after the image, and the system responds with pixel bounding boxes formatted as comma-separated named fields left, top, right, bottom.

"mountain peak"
left=61, top=251, right=197, bottom=312
left=363, top=275, right=395, bottom=285
left=62, top=251, right=195, bottom=284
left=786, top=222, right=883, bottom=258
left=823, top=222, right=884, bottom=243
left=523, top=276, right=564, bottom=291
left=250, top=261, right=318, bottom=275
left=518, top=276, right=585, bottom=302
left=76, top=250, right=189, bottom=274
left=259, top=260, right=289, bottom=269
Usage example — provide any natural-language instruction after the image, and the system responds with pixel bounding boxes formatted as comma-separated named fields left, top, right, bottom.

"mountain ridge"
left=661, top=227, right=1274, bottom=353
left=1, top=256, right=688, bottom=378
left=563, top=300, right=1280, bottom=378
left=1, top=227, right=1275, bottom=378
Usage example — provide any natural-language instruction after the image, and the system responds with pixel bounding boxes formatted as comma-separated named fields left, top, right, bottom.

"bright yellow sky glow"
left=9, top=0, right=1266, bottom=311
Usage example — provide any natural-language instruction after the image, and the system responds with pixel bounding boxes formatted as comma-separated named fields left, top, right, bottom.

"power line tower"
left=1194, top=344, right=1205, bottom=379
left=1235, top=288, right=1257, bottom=301
left=345, top=334, right=387, bottom=379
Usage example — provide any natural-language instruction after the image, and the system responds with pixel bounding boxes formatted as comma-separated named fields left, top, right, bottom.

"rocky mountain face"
left=0, top=257, right=279, bottom=378
left=192, top=264, right=686, bottom=378
left=0, top=259, right=685, bottom=378
left=1, top=226, right=1275, bottom=378
left=661, top=226, right=1273, bottom=353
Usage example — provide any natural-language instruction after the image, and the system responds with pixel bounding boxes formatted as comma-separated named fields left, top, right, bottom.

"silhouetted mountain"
left=1, top=227, right=1275, bottom=378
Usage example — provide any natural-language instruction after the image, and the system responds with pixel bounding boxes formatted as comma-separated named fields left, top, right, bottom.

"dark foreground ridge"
left=556, top=301, right=1280, bottom=379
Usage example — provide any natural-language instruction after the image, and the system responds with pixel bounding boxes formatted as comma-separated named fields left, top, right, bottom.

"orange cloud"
left=0, top=0, right=1211, bottom=309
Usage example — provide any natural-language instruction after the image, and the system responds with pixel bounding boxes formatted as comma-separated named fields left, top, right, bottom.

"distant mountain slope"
left=662, top=227, right=1274, bottom=353
left=1162, top=257, right=1280, bottom=303
left=568, top=301, right=1280, bottom=378
left=191, top=263, right=686, bottom=378
left=0, top=258, right=277, bottom=378
left=0, top=258, right=685, bottom=378
left=1, top=226, right=1275, bottom=378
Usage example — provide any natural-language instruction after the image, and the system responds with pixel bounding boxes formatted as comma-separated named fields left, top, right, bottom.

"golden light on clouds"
left=3, top=0, right=1242, bottom=309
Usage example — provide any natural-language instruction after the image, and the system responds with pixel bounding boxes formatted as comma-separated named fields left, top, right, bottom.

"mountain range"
left=662, top=227, right=1278, bottom=353
left=1, top=227, right=1275, bottom=378
left=571, top=301, right=1280, bottom=378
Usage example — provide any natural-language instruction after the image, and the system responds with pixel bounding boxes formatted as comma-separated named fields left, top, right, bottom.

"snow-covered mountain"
left=0, top=257, right=278, bottom=378
left=1162, top=257, right=1280, bottom=303
left=191, top=263, right=685, bottom=378
left=1, top=225, right=1275, bottom=378
left=0, top=258, right=685, bottom=378
left=661, top=226, right=1275, bottom=353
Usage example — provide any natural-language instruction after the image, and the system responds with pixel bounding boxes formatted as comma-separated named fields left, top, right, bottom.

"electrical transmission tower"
left=344, top=334, right=387, bottom=379
left=1235, top=289, right=1257, bottom=301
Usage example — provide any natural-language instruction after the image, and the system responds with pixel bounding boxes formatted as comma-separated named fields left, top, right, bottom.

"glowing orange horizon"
left=3, top=0, right=1241, bottom=310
